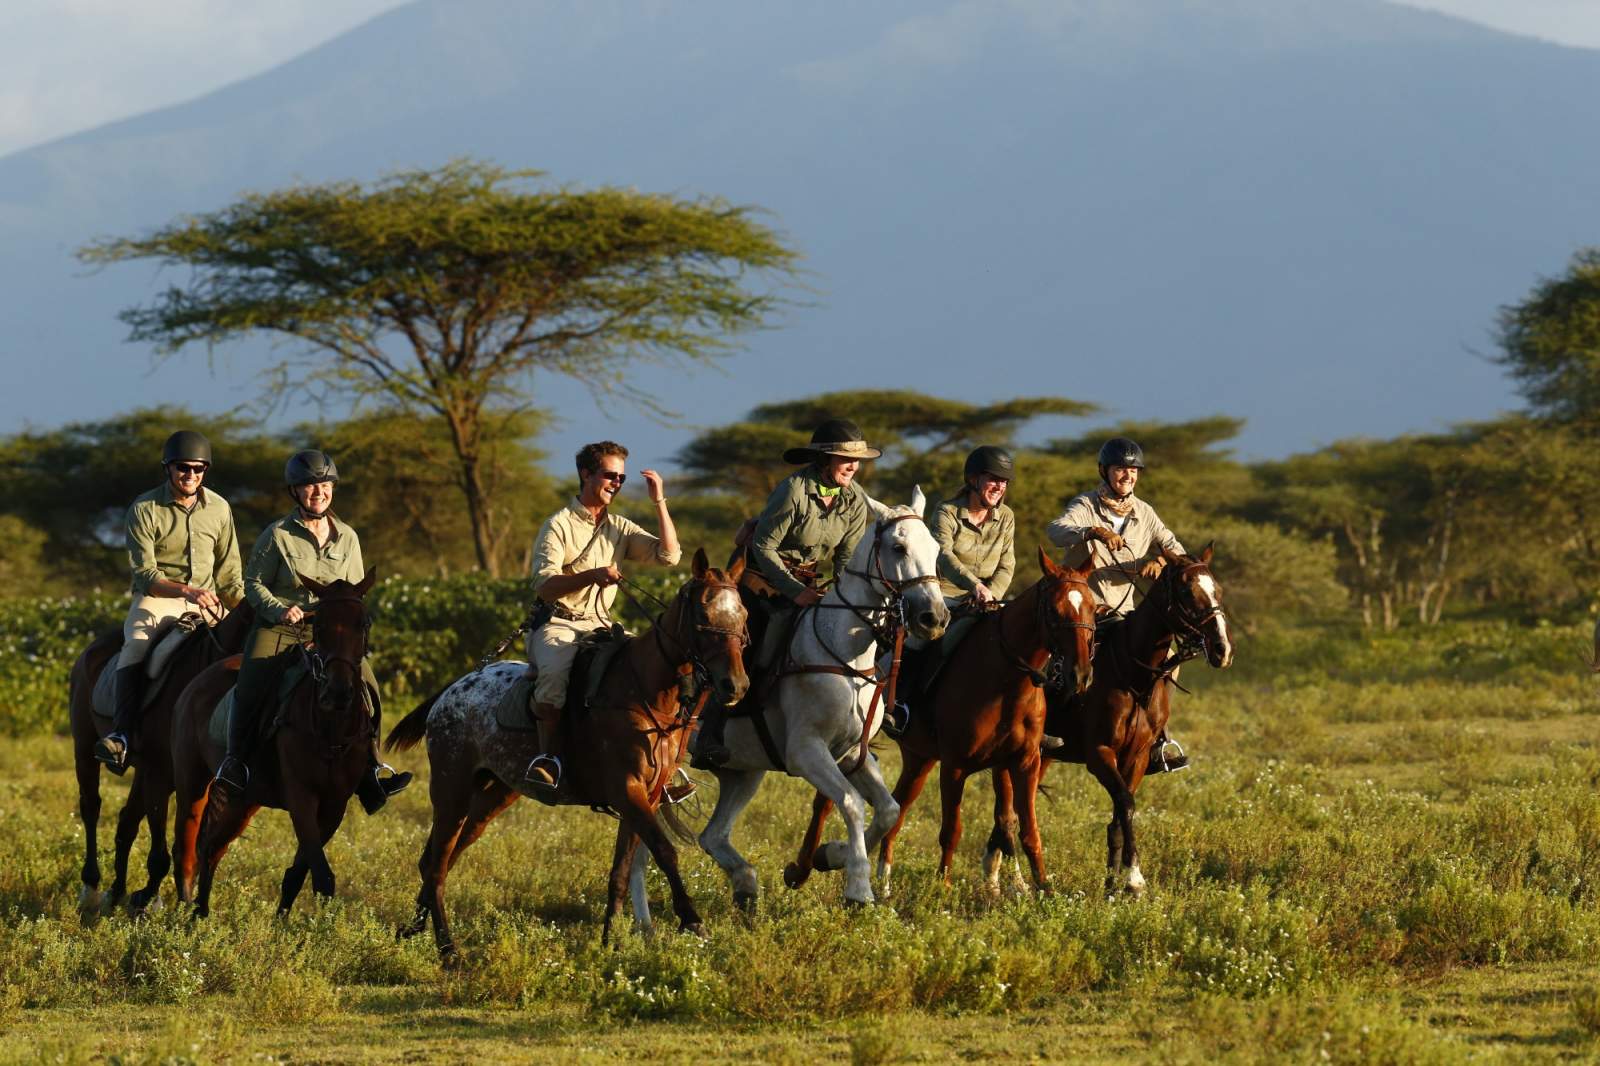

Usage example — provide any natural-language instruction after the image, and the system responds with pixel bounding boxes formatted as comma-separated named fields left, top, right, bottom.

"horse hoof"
left=439, top=946, right=464, bottom=971
left=782, top=863, right=810, bottom=890
left=77, top=886, right=104, bottom=914
left=99, top=892, right=124, bottom=918
left=396, top=917, right=427, bottom=941
left=842, top=896, right=870, bottom=910
left=680, top=921, right=706, bottom=939
left=732, top=891, right=757, bottom=914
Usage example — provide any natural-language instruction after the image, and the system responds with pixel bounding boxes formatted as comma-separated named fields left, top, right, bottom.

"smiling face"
left=1106, top=463, right=1140, bottom=497
left=824, top=455, right=860, bottom=488
left=581, top=454, right=627, bottom=508
left=292, top=479, right=334, bottom=517
left=166, top=460, right=207, bottom=500
left=972, top=472, right=1009, bottom=509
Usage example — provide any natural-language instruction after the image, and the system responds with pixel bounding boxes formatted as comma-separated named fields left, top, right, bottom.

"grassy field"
left=1, top=619, right=1598, bottom=1063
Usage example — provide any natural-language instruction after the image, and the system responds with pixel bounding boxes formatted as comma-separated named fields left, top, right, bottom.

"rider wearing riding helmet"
left=931, top=446, right=1016, bottom=609
left=213, top=449, right=413, bottom=811
left=1047, top=436, right=1190, bottom=772
left=692, top=417, right=879, bottom=768
left=94, top=431, right=245, bottom=772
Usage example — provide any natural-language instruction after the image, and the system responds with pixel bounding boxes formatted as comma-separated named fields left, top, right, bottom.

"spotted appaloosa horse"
left=783, top=547, right=1097, bottom=897
left=1050, top=545, right=1233, bottom=897
left=66, top=602, right=254, bottom=916
left=385, top=549, right=749, bottom=955
left=695, top=491, right=949, bottom=910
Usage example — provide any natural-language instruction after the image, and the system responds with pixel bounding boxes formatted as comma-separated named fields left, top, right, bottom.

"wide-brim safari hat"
left=783, top=418, right=883, bottom=464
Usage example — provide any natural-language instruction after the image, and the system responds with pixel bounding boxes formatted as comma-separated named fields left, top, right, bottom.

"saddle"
left=90, top=613, right=209, bottom=719
left=493, top=628, right=631, bottom=732
left=206, top=655, right=381, bottom=752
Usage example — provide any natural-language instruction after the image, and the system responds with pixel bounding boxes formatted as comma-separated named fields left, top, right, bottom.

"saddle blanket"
left=90, top=613, right=209, bottom=719
left=493, top=634, right=631, bottom=732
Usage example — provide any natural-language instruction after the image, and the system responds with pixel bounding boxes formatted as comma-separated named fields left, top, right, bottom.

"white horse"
left=693, top=489, right=950, bottom=908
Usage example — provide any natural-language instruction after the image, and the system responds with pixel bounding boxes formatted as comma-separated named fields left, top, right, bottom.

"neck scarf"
left=1097, top=482, right=1136, bottom=517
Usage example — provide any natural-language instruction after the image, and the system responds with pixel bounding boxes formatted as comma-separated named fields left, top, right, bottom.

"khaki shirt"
left=125, top=483, right=244, bottom=607
left=245, top=512, right=365, bottom=625
left=531, top=498, right=681, bottom=622
left=1047, top=490, right=1185, bottom=617
left=751, top=466, right=871, bottom=600
left=929, top=492, right=1015, bottom=600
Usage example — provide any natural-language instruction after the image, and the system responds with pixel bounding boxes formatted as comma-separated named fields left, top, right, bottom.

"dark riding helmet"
left=1097, top=437, right=1146, bottom=471
left=162, top=430, right=212, bottom=467
left=285, top=449, right=340, bottom=487
left=963, top=445, right=1015, bottom=484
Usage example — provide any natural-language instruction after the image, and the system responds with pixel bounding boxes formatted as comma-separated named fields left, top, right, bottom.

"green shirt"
left=929, top=491, right=1015, bottom=600
left=125, top=482, right=244, bottom=606
left=244, top=511, right=365, bottom=625
left=751, top=466, right=871, bottom=600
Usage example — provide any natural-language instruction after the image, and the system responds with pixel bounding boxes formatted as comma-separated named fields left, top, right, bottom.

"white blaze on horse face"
left=1194, top=573, right=1233, bottom=667
left=1067, top=589, right=1084, bottom=614
left=705, top=587, right=743, bottom=632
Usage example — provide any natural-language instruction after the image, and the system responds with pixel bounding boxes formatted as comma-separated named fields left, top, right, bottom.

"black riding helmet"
left=162, top=430, right=212, bottom=467
left=964, top=445, right=1015, bottom=484
left=1097, top=438, right=1145, bottom=470
left=285, top=449, right=340, bottom=487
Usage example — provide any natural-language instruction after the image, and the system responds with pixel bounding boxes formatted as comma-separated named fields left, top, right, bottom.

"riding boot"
left=1144, top=732, right=1190, bottom=774
left=93, top=665, right=147, bottom=775
left=356, top=738, right=414, bottom=815
left=691, top=701, right=732, bottom=770
left=525, top=701, right=564, bottom=792
left=213, top=685, right=261, bottom=801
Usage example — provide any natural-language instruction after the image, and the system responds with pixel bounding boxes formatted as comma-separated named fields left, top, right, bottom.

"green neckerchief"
left=815, top=485, right=841, bottom=498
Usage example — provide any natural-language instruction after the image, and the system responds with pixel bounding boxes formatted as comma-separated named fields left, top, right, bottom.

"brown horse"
left=66, top=602, right=255, bottom=915
left=1048, top=545, right=1233, bottom=897
left=783, top=548, right=1097, bottom=896
left=385, top=549, right=749, bottom=956
left=171, top=572, right=378, bottom=917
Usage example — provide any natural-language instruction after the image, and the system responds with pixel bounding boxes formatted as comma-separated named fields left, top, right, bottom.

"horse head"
left=682, top=548, right=751, bottom=706
left=1038, top=546, right=1097, bottom=693
left=1155, top=545, right=1233, bottom=669
left=300, top=569, right=378, bottom=715
left=861, top=486, right=949, bottom=641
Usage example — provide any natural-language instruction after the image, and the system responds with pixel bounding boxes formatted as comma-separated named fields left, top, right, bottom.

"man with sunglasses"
left=94, top=430, right=245, bottom=772
left=524, top=440, right=681, bottom=792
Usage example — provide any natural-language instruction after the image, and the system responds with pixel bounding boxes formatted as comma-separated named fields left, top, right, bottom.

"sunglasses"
left=170, top=463, right=209, bottom=476
left=596, top=471, right=626, bottom=485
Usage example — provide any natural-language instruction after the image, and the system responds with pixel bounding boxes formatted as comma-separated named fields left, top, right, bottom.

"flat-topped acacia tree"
left=81, top=160, right=799, bottom=575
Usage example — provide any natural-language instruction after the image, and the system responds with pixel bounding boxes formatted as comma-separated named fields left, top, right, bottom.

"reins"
left=991, top=575, right=1096, bottom=687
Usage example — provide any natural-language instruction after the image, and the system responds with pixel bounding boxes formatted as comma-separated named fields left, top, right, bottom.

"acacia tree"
left=81, top=160, right=799, bottom=575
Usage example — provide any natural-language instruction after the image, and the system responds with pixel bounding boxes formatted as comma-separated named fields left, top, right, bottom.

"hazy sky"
left=1, top=0, right=1598, bottom=159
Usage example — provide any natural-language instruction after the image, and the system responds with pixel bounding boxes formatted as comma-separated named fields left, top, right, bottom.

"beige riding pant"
left=116, top=594, right=190, bottom=669
left=527, top=617, right=589, bottom=707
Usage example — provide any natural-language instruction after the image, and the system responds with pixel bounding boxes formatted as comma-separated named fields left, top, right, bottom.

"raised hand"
left=640, top=469, right=666, bottom=502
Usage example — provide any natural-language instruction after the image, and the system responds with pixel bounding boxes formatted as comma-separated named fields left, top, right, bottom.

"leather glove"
left=1089, top=526, right=1126, bottom=552
left=1139, top=557, right=1167, bottom=581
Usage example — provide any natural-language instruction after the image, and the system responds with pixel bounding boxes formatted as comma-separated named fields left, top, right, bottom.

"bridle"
left=649, top=574, right=750, bottom=715
left=299, top=592, right=373, bottom=748
left=1158, top=562, right=1224, bottom=657
left=799, top=511, right=940, bottom=675
left=995, top=572, right=1097, bottom=688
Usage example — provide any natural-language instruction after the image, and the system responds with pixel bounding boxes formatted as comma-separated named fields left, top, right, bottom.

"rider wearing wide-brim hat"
left=692, top=417, right=879, bottom=768
left=94, top=431, right=246, bottom=772
left=1047, top=436, right=1191, bottom=771
left=212, top=449, right=412, bottom=812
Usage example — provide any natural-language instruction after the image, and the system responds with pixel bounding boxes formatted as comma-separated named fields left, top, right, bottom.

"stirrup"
left=882, top=701, right=911, bottom=739
left=214, top=755, right=249, bottom=794
left=93, top=733, right=130, bottom=775
left=1040, top=733, right=1065, bottom=752
left=375, top=761, right=413, bottom=796
left=525, top=753, right=562, bottom=792
left=664, top=769, right=697, bottom=805
left=1150, top=737, right=1190, bottom=774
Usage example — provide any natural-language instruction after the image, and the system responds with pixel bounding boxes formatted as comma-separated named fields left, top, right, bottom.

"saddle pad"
left=492, top=634, right=632, bottom=731
left=207, top=667, right=379, bottom=749
left=208, top=688, right=237, bottom=749
left=494, top=668, right=539, bottom=731
left=90, top=618, right=205, bottom=719
left=146, top=612, right=211, bottom=680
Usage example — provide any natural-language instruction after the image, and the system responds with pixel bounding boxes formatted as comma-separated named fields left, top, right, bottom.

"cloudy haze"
left=1, top=1, right=1599, bottom=159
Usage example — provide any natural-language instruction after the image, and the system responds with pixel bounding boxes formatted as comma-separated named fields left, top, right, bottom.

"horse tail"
left=385, top=686, right=447, bottom=753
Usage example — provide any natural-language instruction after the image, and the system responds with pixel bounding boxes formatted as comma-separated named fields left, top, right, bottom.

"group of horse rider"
left=93, top=416, right=1194, bottom=802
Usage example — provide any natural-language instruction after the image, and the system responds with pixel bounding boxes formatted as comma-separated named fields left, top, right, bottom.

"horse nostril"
left=918, top=611, right=937, bottom=629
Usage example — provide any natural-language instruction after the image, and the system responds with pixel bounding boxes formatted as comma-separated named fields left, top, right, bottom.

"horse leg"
left=628, top=843, right=653, bottom=933
left=936, top=763, right=972, bottom=887
left=128, top=781, right=173, bottom=913
left=847, top=751, right=901, bottom=869
left=788, top=740, right=874, bottom=906
left=603, top=825, right=641, bottom=946
left=193, top=798, right=260, bottom=919
left=782, top=792, right=834, bottom=891
left=1010, top=756, right=1051, bottom=894
left=621, top=785, right=703, bottom=937
left=697, top=768, right=766, bottom=910
left=279, top=792, right=342, bottom=914
left=877, top=751, right=937, bottom=897
left=1089, top=747, right=1138, bottom=897
left=74, top=742, right=104, bottom=913
left=984, top=767, right=1021, bottom=896
left=103, top=771, right=146, bottom=914
left=171, top=762, right=211, bottom=904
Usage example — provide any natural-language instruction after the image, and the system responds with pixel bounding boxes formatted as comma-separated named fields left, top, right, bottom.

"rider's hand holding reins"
left=794, top=586, right=824, bottom=607
left=590, top=565, right=623, bottom=588
left=183, top=584, right=222, bottom=613
left=282, top=604, right=307, bottom=624
left=1089, top=526, right=1126, bottom=552
left=970, top=582, right=995, bottom=606
left=1138, top=557, right=1167, bottom=580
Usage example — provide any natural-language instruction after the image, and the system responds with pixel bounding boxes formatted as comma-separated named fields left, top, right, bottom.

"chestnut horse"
left=1048, top=545, right=1233, bottom=896
left=384, top=550, right=749, bottom=956
left=66, top=602, right=254, bottom=915
left=783, top=548, right=1097, bottom=896
left=171, top=573, right=378, bottom=917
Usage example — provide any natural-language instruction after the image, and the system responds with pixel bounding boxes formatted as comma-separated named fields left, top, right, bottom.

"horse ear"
left=727, top=549, right=747, bottom=582
left=910, top=484, right=927, bottom=515
left=1038, top=544, right=1064, bottom=578
left=693, top=547, right=709, bottom=579
left=355, top=567, right=377, bottom=596
left=301, top=575, right=328, bottom=598
left=863, top=492, right=891, bottom=521
left=1199, top=541, right=1214, bottom=565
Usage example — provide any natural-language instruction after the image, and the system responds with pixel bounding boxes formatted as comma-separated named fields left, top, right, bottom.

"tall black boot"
left=691, top=701, right=732, bottom=769
left=213, top=685, right=260, bottom=800
left=356, top=737, right=413, bottom=815
left=93, top=665, right=146, bottom=774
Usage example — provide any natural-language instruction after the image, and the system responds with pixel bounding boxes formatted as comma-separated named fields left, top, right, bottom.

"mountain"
left=3, top=0, right=1595, bottom=464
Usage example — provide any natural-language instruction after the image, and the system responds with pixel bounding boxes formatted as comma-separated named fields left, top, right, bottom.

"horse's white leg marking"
left=789, top=739, right=872, bottom=904
left=629, top=847, right=653, bottom=934
left=982, top=848, right=1004, bottom=894
left=1125, top=863, right=1147, bottom=897
left=698, top=768, right=765, bottom=901
left=878, top=858, right=894, bottom=897
left=1011, top=854, right=1029, bottom=895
